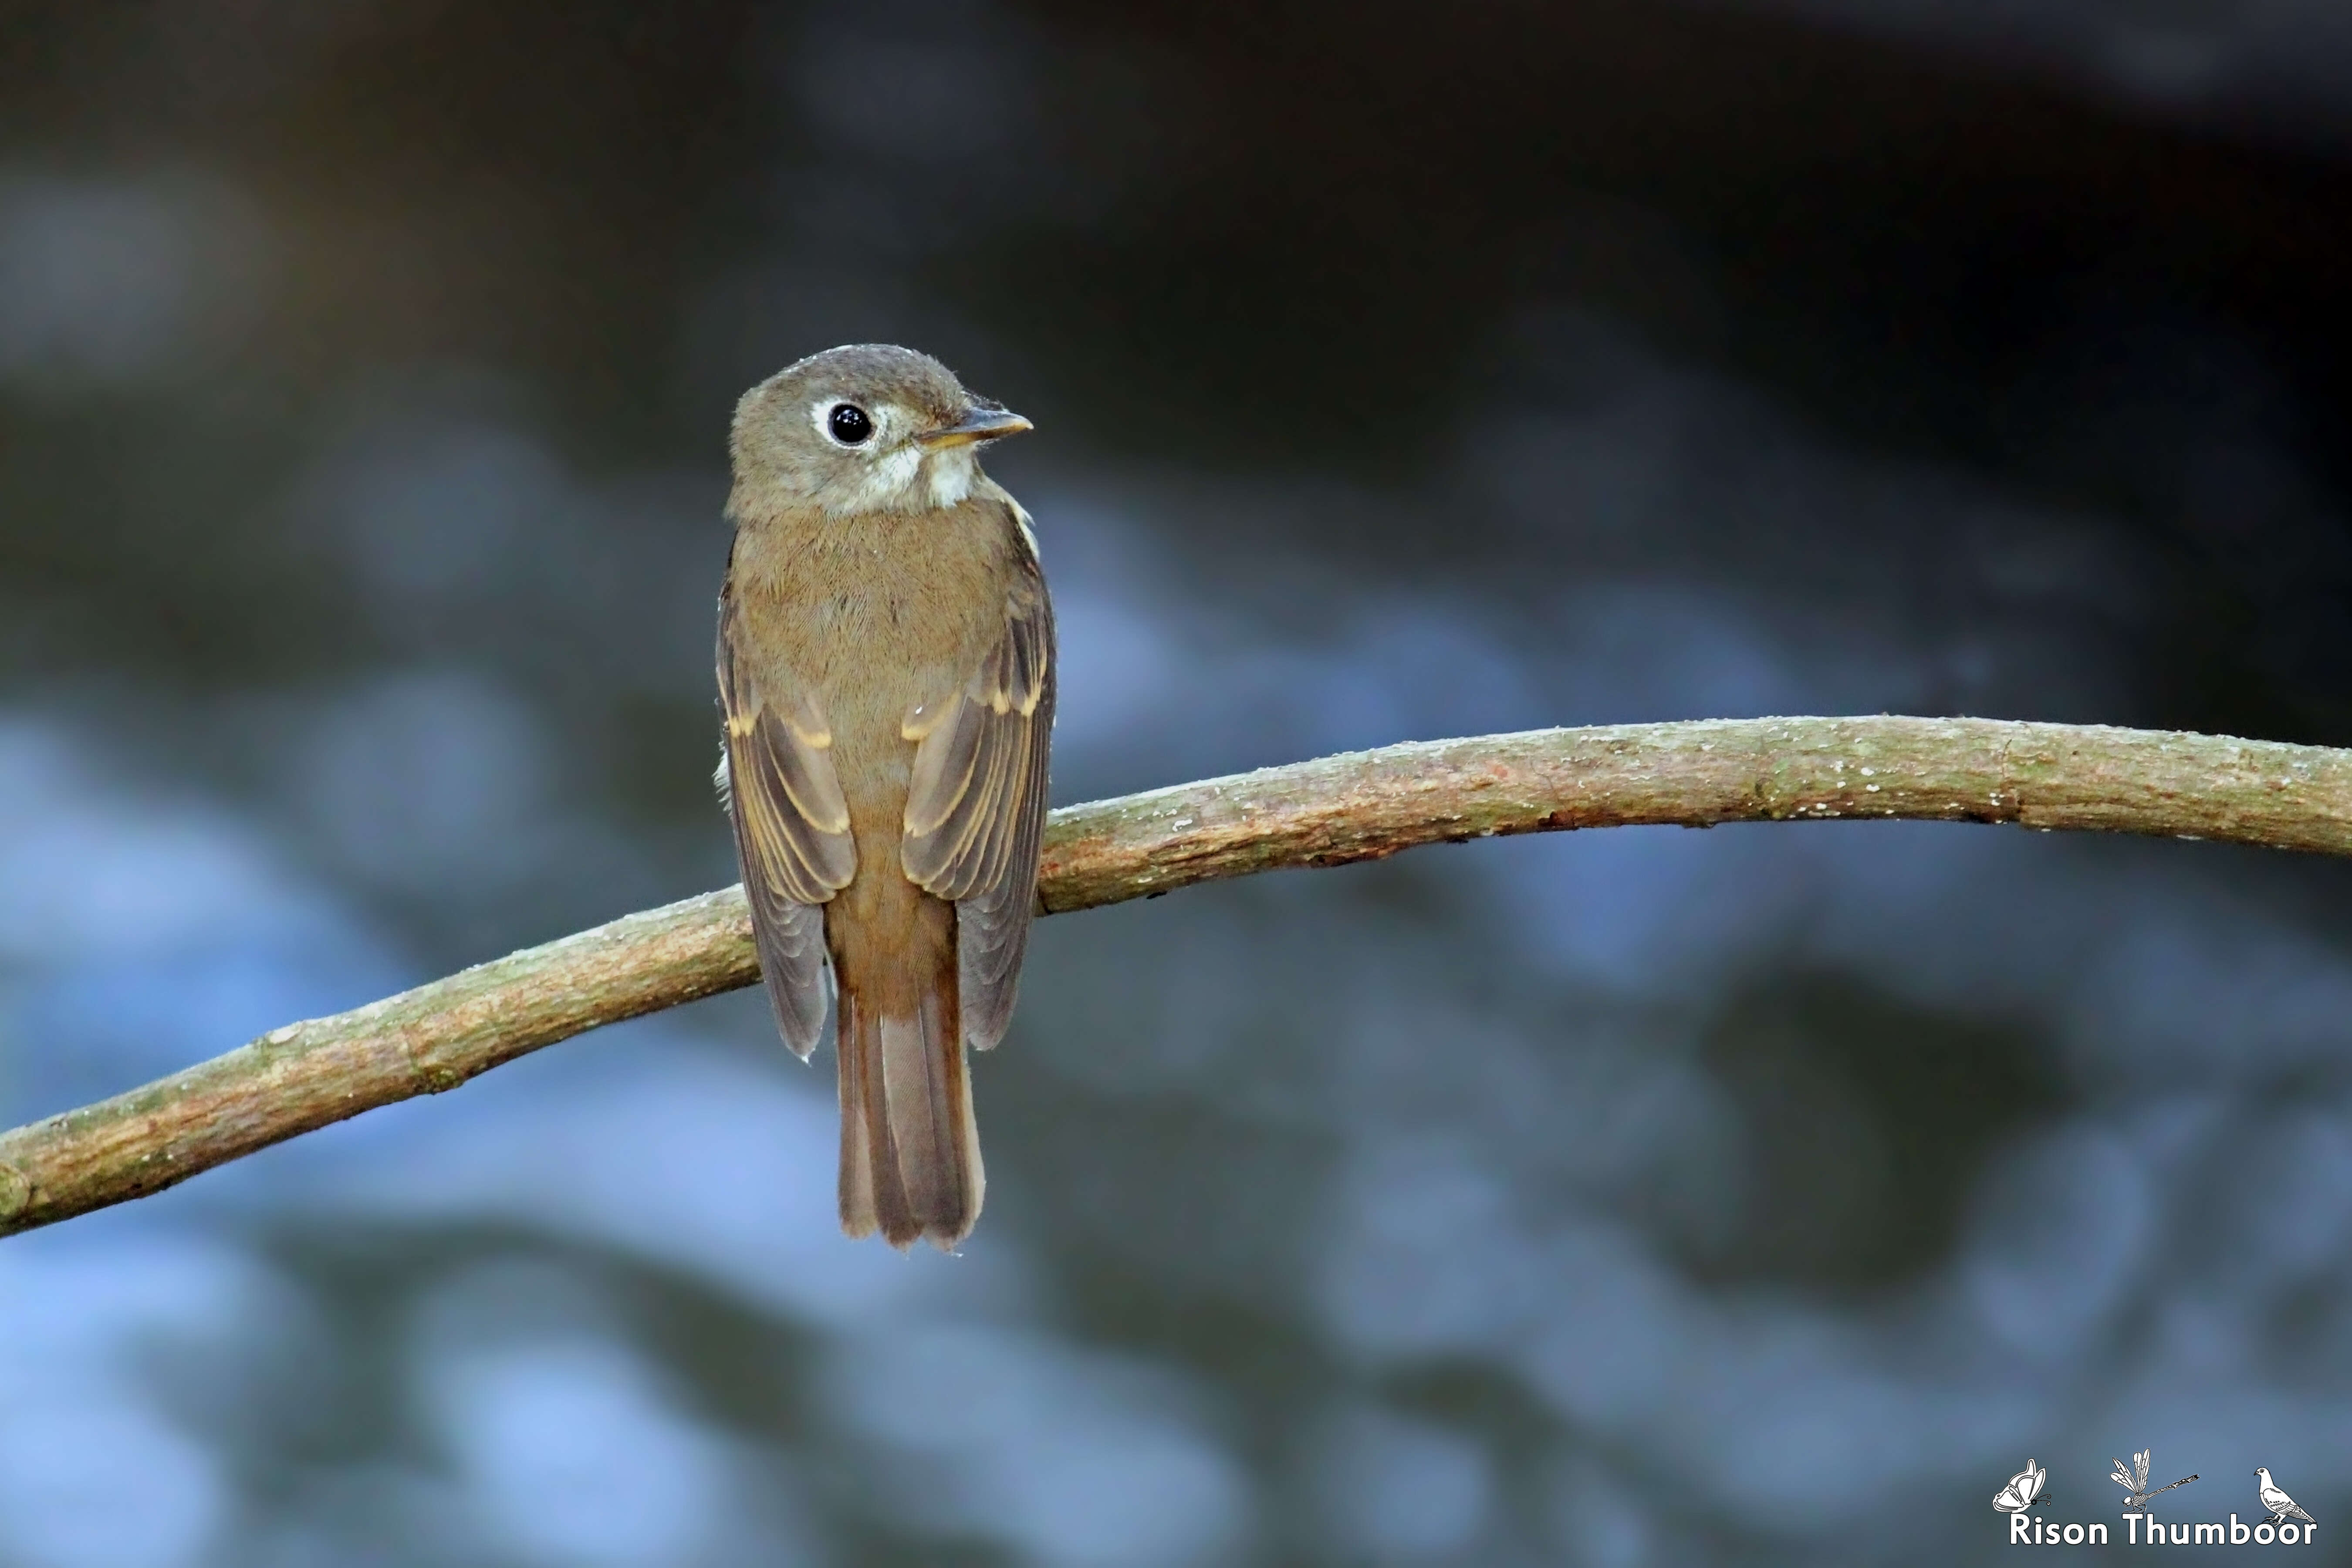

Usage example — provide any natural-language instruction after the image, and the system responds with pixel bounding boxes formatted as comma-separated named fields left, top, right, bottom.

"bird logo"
left=2256, top=1467, right=2315, bottom=1527
left=1994, top=1459, right=2049, bottom=1514
left=2110, top=1450, right=2197, bottom=1513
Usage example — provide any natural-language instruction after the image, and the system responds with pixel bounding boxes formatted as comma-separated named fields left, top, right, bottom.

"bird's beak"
left=919, top=406, right=1033, bottom=449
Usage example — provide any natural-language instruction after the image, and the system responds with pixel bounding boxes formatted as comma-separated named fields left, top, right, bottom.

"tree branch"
left=5, top=715, right=2349, bottom=1236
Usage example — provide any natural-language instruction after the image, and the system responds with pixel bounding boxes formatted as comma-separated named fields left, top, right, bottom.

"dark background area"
left=3, top=3, right=2351, bottom=1564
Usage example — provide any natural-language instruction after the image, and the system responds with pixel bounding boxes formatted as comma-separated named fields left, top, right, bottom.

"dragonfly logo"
left=1994, top=1453, right=2321, bottom=1547
left=2111, top=1450, right=2196, bottom=1513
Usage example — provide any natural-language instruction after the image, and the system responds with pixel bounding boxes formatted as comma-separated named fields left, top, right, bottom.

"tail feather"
left=836, top=989, right=879, bottom=1240
left=832, top=901, right=983, bottom=1250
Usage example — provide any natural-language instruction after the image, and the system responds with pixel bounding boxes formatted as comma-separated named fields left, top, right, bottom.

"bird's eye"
left=828, top=403, right=874, bottom=445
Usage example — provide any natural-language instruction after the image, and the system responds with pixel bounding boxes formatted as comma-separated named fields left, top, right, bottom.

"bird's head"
left=730, top=343, right=1031, bottom=519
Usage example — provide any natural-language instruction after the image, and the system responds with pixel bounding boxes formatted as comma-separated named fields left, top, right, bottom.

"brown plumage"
left=717, top=344, right=1053, bottom=1250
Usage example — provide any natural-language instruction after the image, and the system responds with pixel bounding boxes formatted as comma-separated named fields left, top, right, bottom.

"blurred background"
left=4, top=1, right=2352, bottom=1563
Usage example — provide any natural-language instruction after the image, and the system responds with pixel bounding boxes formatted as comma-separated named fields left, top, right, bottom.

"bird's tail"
left=831, top=890, right=983, bottom=1250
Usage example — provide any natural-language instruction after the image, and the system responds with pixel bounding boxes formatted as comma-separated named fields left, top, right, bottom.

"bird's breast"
left=729, top=498, right=1022, bottom=818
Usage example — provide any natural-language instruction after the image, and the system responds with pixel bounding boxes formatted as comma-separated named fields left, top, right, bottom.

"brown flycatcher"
left=718, top=344, right=1052, bottom=1251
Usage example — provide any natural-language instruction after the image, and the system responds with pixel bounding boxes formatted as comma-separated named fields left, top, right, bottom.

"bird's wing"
left=902, top=512, right=1054, bottom=1051
left=719, top=581, right=857, bottom=1058
left=2284, top=1496, right=2315, bottom=1523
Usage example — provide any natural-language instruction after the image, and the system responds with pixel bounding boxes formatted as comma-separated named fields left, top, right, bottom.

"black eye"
left=828, top=403, right=874, bottom=445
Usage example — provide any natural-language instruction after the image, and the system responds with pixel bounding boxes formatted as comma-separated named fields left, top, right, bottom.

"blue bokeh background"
left=4, top=3, right=2352, bottom=1562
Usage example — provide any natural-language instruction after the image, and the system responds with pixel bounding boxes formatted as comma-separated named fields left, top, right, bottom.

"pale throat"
left=828, top=444, right=979, bottom=516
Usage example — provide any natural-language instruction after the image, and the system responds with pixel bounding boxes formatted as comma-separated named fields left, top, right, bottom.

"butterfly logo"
left=1994, top=1459, right=2048, bottom=1514
left=2111, top=1449, right=2197, bottom=1513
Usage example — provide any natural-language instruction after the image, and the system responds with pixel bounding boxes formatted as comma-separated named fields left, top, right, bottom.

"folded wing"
left=719, top=584, right=857, bottom=1058
left=900, top=531, right=1054, bottom=1050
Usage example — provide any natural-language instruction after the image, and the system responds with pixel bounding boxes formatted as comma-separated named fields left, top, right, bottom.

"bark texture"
left=5, top=716, right=2349, bottom=1236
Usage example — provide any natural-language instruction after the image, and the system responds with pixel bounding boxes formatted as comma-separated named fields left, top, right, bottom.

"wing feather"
left=719, top=583, right=856, bottom=1058
left=903, top=695, right=987, bottom=843
left=901, top=507, right=1054, bottom=1050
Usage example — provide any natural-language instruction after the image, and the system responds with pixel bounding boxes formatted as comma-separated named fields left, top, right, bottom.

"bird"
left=716, top=343, right=1053, bottom=1251
left=2256, top=1468, right=2315, bottom=1526
left=1993, top=1459, right=2047, bottom=1514
left=2110, top=1450, right=2197, bottom=1512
